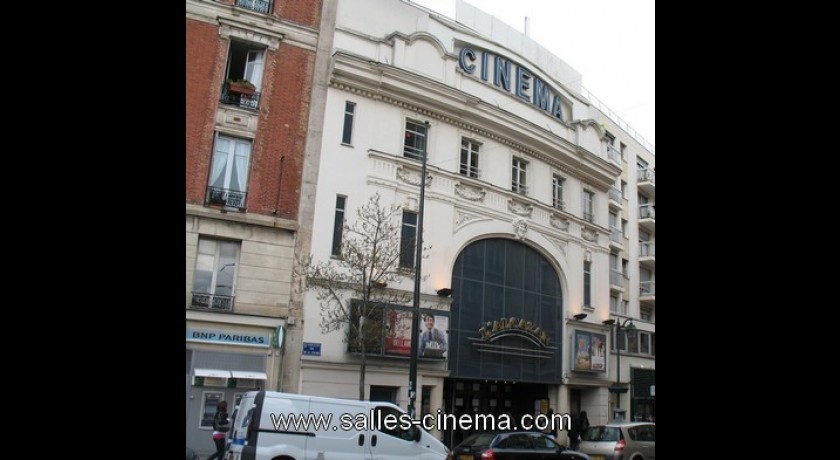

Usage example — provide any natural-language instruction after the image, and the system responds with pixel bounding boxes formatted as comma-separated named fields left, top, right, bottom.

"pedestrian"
left=568, top=411, right=580, bottom=449
left=574, top=410, right=590, bottom=449
left=208, top=401, right=229, bottom=460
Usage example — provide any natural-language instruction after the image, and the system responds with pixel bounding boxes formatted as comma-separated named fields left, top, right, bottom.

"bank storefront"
left=185, top=312, right=286, bottom=458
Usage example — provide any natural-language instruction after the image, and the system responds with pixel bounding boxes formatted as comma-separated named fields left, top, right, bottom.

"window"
left=403, top=120, right=427, bottom=161
left=342, top=101, right=355, bottom=145
left=206, top=134, right=252, bottom=210
left=610, top=295, right=618, bottom=313
left=621, top=299, right=628, bottom=315
left=552, top=174, right=565, bottom=209
left=400, top=211, right=418, bottom=269
left=583, top=190, right=594, bottom=222
left=627, top=329, right=639, bottom=353
left=620, top=142, right=626, bottom=160
left=622, top=259, right=629, bottom=278
left=460, top=138, right=480, bottom=178
left=374, top=406, right=416, bottom=441
left=192, top=238, right=240, bottom=311
left=641, top=305, right=653, bottom=322
left=221, top=41, right=265, bottom=110
left=512, top=157, right=528, bottom=194
left=621, top=219, right=628, bottom=238
left=640, top=332, right=650, bottom=354
left=331, top=195, right=346, bottom=257
left=583, top=261, right=591, bottom=306
left=621, top=180, right=627, bottom=199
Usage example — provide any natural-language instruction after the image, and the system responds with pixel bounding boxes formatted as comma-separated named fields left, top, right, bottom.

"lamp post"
left=408, top=121, right=430, bottom=420
left=602, top=317, right=637, bottom=421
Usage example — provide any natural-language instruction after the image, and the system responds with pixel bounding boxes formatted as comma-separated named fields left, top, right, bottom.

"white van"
left=226, top=390, right=448, bottom=460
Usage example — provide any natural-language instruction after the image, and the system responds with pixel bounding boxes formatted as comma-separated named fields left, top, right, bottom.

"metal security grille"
left=192, top=350, right=264, bottom=372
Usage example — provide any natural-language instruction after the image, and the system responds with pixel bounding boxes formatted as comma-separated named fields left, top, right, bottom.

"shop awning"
left=194, top=368, right=231, bottom=378
left=231, top=370, right=267, bottom=380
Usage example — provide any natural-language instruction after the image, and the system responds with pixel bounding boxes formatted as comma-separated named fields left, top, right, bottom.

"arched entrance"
left=444, top=238, right=564, bottom=447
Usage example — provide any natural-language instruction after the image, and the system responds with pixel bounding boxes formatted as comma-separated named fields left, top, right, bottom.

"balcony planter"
left=226, top=79, right=256, bottom=95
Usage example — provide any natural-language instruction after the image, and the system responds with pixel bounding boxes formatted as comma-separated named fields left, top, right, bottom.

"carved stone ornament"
left=455, top=183, right=486, bottom=202
left=581, top=227, right=597, bottom=242
left=550, top=215, right=570, bottom=232
left=455, top=211, right=481, bottom=228
left=584, top=249, right=592, bottom=262
left=396, top=166, right=431, bottom=187
left=507, top=199, right=533, bottom=217
left=512, top=217, right=528, bottom=240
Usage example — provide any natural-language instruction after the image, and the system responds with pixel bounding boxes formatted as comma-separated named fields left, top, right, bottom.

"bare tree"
left=296, top=193, right=426, bottom=400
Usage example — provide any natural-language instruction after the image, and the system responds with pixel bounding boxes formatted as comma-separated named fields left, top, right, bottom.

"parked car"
left=447, top=431, right=591, bottom=460
left=577, top=422, right=655, bottom=460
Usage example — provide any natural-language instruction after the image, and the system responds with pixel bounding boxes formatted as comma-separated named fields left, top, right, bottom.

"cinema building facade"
left=296, top=0, right=655, bottom=446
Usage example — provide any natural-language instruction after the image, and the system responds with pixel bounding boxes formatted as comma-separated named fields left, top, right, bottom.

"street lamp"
left=408, top=120, right=430, bottom=420
left=602, top=317, right=637, bottom=421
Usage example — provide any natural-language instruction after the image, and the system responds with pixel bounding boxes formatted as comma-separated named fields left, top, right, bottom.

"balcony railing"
left=553, top=198, right=565, bottom=210
left=583, top=211, right=594, bottom=223
left=459, top=163, right=481, bottom=179
left=638, top=168, right=655, bottom=184
left=236, top=0, right=271, bottom=14
left=640, top=281, right=655, bottom=297
left=607, top=144, right=621, bottom=164
left=191, top=292, right=234, bottom=312
left=640, top=241, right=655, bottom=257
left=610, top=269, right=623, bottom=286
left=610, top=227, right=622, bottom=243
left=206, top=186, right=247, bottom=211
left=609, top=186, right=622, bottom=203
left=220, top=82, right=261, bottom=111
left=512, top=183, right=528, bottom=195
left=639, top=204, right=655, bottom=219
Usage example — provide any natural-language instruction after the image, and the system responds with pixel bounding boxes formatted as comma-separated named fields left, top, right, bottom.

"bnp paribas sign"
left=457, top=45, right=569, bottom=122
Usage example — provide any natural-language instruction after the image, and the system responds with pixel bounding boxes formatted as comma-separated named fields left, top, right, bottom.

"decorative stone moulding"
left=455, top=183, right=486, bottom=202
left=507, top=198, right=533, bottom=217
left=396, top=166, right=431, bottom=187
left=550, top=215, right=570, bottom=232
left=581, top=227, right=597, bottom=243
left=512, top=217, right=528, bottom=240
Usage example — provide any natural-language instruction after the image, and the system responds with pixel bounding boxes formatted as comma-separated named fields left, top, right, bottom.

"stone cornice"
left=186, top=203, right=298, bottom=231
left=186, top=0, right=318, bottom=52
left=330, top=52, right=618, bottom=189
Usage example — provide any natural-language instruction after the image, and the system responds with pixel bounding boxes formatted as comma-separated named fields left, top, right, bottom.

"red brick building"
left=185, top=1, right=331, bottom=454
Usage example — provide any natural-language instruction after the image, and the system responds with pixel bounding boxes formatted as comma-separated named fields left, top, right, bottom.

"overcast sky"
left=410, top=0, right=655, bottom=149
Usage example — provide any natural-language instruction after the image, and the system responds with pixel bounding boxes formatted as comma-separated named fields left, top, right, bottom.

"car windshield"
left=582, top=426, right=620, bottom=442
left=458, top=433, right=496, bottom=448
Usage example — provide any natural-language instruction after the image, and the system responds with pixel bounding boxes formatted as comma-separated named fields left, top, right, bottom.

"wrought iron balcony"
left=206, top=186, right=247, bottom=211
left=236, top=0, right=271, bottom=14
left=220, top=82, right=261, bottom=111
left=191, top=291, right=234, bottom=312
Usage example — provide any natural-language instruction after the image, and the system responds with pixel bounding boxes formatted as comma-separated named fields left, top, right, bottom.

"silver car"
left=577, top=422, right=655, bottom=460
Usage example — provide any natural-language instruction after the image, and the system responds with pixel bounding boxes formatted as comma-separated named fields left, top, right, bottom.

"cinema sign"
left=457, top=45, right=571, bottom=122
